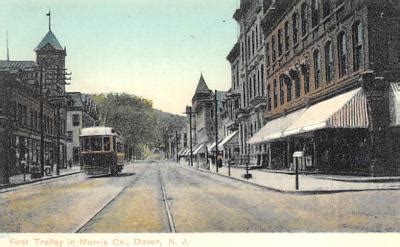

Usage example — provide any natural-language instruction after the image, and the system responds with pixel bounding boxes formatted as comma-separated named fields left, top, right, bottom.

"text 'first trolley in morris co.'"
left=79, top=127, right=125, bottom=176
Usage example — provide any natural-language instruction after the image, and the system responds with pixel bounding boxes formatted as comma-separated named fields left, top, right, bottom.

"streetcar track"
left=158, top=164, right=176, bottom=233
left=74, top=168, right=147, bottom=233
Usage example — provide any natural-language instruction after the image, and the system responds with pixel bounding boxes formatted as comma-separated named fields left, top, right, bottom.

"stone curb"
left=181, top=165, right=400, bottom=195
left=0, top=171, right=81, bottom=193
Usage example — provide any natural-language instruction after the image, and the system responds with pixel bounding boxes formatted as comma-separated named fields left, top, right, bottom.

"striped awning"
left=218, top=131, right=238, bottom=149
left=390, top=82, right=400, bottom=126
left=178, top=148, right=188, bottom=156
left=247, top=109, right=305, bottom=144
left=284, top=87, right=369, bottom=136
left=193, top=144, right=205, bottom=155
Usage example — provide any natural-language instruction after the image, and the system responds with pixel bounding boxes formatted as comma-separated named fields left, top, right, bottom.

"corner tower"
left=35, top=11, right=67, bottom=96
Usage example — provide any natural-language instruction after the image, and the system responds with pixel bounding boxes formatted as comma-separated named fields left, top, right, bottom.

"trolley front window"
left=103, top=137, right=111, bottom=151
left=90, top=137, right=102, bottom=151
left=81, top=136, right=107, bottom=152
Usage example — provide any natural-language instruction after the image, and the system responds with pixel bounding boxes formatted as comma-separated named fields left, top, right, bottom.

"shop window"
left=73, top=148, right=80, bottom=162
left=352, top=22, right=363, bottom=71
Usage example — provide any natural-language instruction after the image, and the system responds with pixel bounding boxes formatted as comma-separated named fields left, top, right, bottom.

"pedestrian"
left=68, top=159, right=72, bottom=169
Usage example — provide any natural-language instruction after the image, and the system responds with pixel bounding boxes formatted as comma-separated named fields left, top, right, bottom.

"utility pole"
left=175, top=130, right=179, bottom=163
left=186, top=106, right=193, bottom=167
left=39, top=68, right=45, bottom=177
left=214, top=90, right=219, bottom=173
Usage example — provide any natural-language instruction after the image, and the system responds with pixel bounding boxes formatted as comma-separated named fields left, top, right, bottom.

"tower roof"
left=35, top=31, right=63, bottom=51
left=194, top=74, right=210, bottom=95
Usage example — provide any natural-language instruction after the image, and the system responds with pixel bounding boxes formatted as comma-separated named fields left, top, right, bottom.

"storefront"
left=249, top=87, right=372, bottom=175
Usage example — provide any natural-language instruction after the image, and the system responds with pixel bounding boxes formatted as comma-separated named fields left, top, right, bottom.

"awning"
left=193, top=144, right=205, bottom=155
left=207, top=142, right=217, bottom=151
left=247, top=108, right=306, bottom=144
left=218, top=131, right=238, bottom=149
left=390, top=82, right=400, bottom=126
left=180, top=148, right=190, bottom=156
left=284, top=87, right=368, bottom=136
left=178, top=148, right=188, bottom=156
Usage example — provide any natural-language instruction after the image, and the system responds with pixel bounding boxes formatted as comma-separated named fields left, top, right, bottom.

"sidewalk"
left=193, top=164, right=400, bottom=194
left=0, top=166, right=81, bottom=191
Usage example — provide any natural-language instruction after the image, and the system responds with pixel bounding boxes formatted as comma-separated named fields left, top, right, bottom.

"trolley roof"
left=80, top=126, right=120, bottom=137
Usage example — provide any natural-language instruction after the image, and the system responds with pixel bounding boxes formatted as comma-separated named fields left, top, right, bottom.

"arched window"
left=257, top=69, right=261, bottom=96
left=338, top=31, right=347, bottom=77
left=323, top=0, right=331, bottom=18
left=325, top=41, right=334, bottom=83
left=301, top=3, right=308, bottom=36
left=285, top=76, right=292, bottom=102
left=313, top=49, right=321, bottom=89
left=312, top=0, right=320, bottom=27
left=303, top=65, right=310, bottom=94
left=293, top=72, right=301, bottom=98
left=284, top=22, right=290, bottom=51
left=352, top=21, right=363, bottom=71
left=266, top=42, right=271, bottom=67
left=267, top=84, right=271, bottom=110
left=253, top=74, right=257, bottom=98
left=273, top=79, right=278, bottom=108
left=292, top=13, right=299, bottom=44
left=279, top=75, right=285, bottom=105
left=278, top=29, right=283, bottom=57
left=272, top=36, right=276, bottom=62
left=261, top=64, right=265, bottom=96
left=251, top=30, right=255, bottom=56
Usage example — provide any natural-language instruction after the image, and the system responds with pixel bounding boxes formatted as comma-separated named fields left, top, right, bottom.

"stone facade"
left=230, top=0, right=271, bottom=165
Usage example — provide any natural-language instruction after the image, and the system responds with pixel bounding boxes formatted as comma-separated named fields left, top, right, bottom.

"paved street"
left=1, top=161, right=400, bottom=232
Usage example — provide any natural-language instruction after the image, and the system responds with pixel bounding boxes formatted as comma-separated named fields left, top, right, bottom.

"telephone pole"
left=186, top=106, right=193, bottom=167
left=214, top=90, right=219, bottom=173
left=39, top=68, right=45, bottom=177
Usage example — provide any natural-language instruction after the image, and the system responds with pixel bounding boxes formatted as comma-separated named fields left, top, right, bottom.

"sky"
left=0, top=0, right=239, bottom=115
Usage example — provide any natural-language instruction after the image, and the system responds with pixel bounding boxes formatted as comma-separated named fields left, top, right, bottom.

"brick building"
left=246, top=0, right=400, bottom=176
left=0, top=23, right=69, bottom=183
